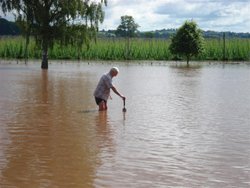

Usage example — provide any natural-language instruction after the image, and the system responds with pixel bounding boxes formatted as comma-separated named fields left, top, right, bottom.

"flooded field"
left=0, top=60, right=250, bottom=187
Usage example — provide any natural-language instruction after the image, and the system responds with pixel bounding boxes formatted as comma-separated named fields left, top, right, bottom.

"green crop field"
left=0, top=36, right=249, bottom=61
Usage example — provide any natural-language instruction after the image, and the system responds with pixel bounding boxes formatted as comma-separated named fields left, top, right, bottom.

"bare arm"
left=111, top=86, right=125, bottom=100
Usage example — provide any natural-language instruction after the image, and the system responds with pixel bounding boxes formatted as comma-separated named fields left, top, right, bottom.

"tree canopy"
left=0, top=0, right=107, bottom=69
left=115, top=15, right=139, bottom=37
left=169, top=20, right=204, bottom=65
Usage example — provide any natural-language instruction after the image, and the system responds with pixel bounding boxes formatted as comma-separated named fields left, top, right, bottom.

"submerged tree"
left=0, top=0, right=107, bottom=69
left=169, top=20, right=204, bottom=66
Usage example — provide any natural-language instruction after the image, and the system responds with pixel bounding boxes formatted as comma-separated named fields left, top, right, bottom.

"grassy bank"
left=0, top=36, right=249, bottom=61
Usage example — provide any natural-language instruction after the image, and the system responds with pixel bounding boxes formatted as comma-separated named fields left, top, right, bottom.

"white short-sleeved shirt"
left=94, top=73, right=113, bottom=101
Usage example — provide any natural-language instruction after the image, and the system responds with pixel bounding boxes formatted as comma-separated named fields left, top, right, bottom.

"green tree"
left=0, top=0, right=107, bottom=69
left=115, top=15, right=139, bottom=38
left=144, top=32, right=154, bottom=38
left=115, top=15, right=139, bottom=59
left=169, top=20, right=204, bottom=66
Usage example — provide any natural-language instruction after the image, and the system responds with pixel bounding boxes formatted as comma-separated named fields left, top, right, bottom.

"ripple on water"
left=1, top=62, right=250, bottom=188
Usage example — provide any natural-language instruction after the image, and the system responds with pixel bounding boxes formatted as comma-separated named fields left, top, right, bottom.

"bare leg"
left=99, top=101, right=107, bottom=111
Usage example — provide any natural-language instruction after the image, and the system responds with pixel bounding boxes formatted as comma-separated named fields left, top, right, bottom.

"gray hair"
left=110, top=67, right=119, bottom=74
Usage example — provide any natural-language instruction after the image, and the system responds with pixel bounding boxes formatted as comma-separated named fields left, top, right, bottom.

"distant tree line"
left=99, top=29, right=250, bottom=39
left=99, top=15, right=250, bottom=39
left=1, top=17, right=250, bottom=39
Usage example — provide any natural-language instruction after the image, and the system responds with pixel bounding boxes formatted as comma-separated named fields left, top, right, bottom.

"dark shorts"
left=95, top=97, right=106, bottom=105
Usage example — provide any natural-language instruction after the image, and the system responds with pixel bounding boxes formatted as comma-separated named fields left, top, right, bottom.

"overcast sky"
left=100, top=0, right=250, bottom=33
left=1, top=0, right=250, bottom=33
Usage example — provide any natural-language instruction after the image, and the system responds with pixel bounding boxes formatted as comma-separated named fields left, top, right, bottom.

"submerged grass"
left=0, top=36, right=249, bottom=61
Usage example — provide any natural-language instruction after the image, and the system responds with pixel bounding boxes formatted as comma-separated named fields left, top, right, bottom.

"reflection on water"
left=0, top=61, right=250, bottom=188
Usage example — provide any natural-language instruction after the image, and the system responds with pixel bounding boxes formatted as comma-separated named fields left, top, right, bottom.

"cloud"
left=1, top=0, right=249, bottom=32
left=0, top=9, right=14, bottom=20
left=101, top=0, right=250, bottom=32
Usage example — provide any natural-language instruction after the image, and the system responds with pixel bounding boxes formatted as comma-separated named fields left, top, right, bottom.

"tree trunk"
left=77, top=45, right=81, bottom=60
left=24, top=27, right=30, bottom=64
left=187, top=55, right=190, bottom=66
left=223, top=32, right=226, bottom=61
left=126, top=37, right=130, bottom=60
left=41, top=42, right=48, bottom=69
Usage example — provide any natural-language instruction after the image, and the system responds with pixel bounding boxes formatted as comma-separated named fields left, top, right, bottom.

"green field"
left=0, top=36, right=249, bottom=61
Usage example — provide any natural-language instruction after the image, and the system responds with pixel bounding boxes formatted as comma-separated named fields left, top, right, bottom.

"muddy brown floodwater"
left=0, top=60, right=250, bottom=187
